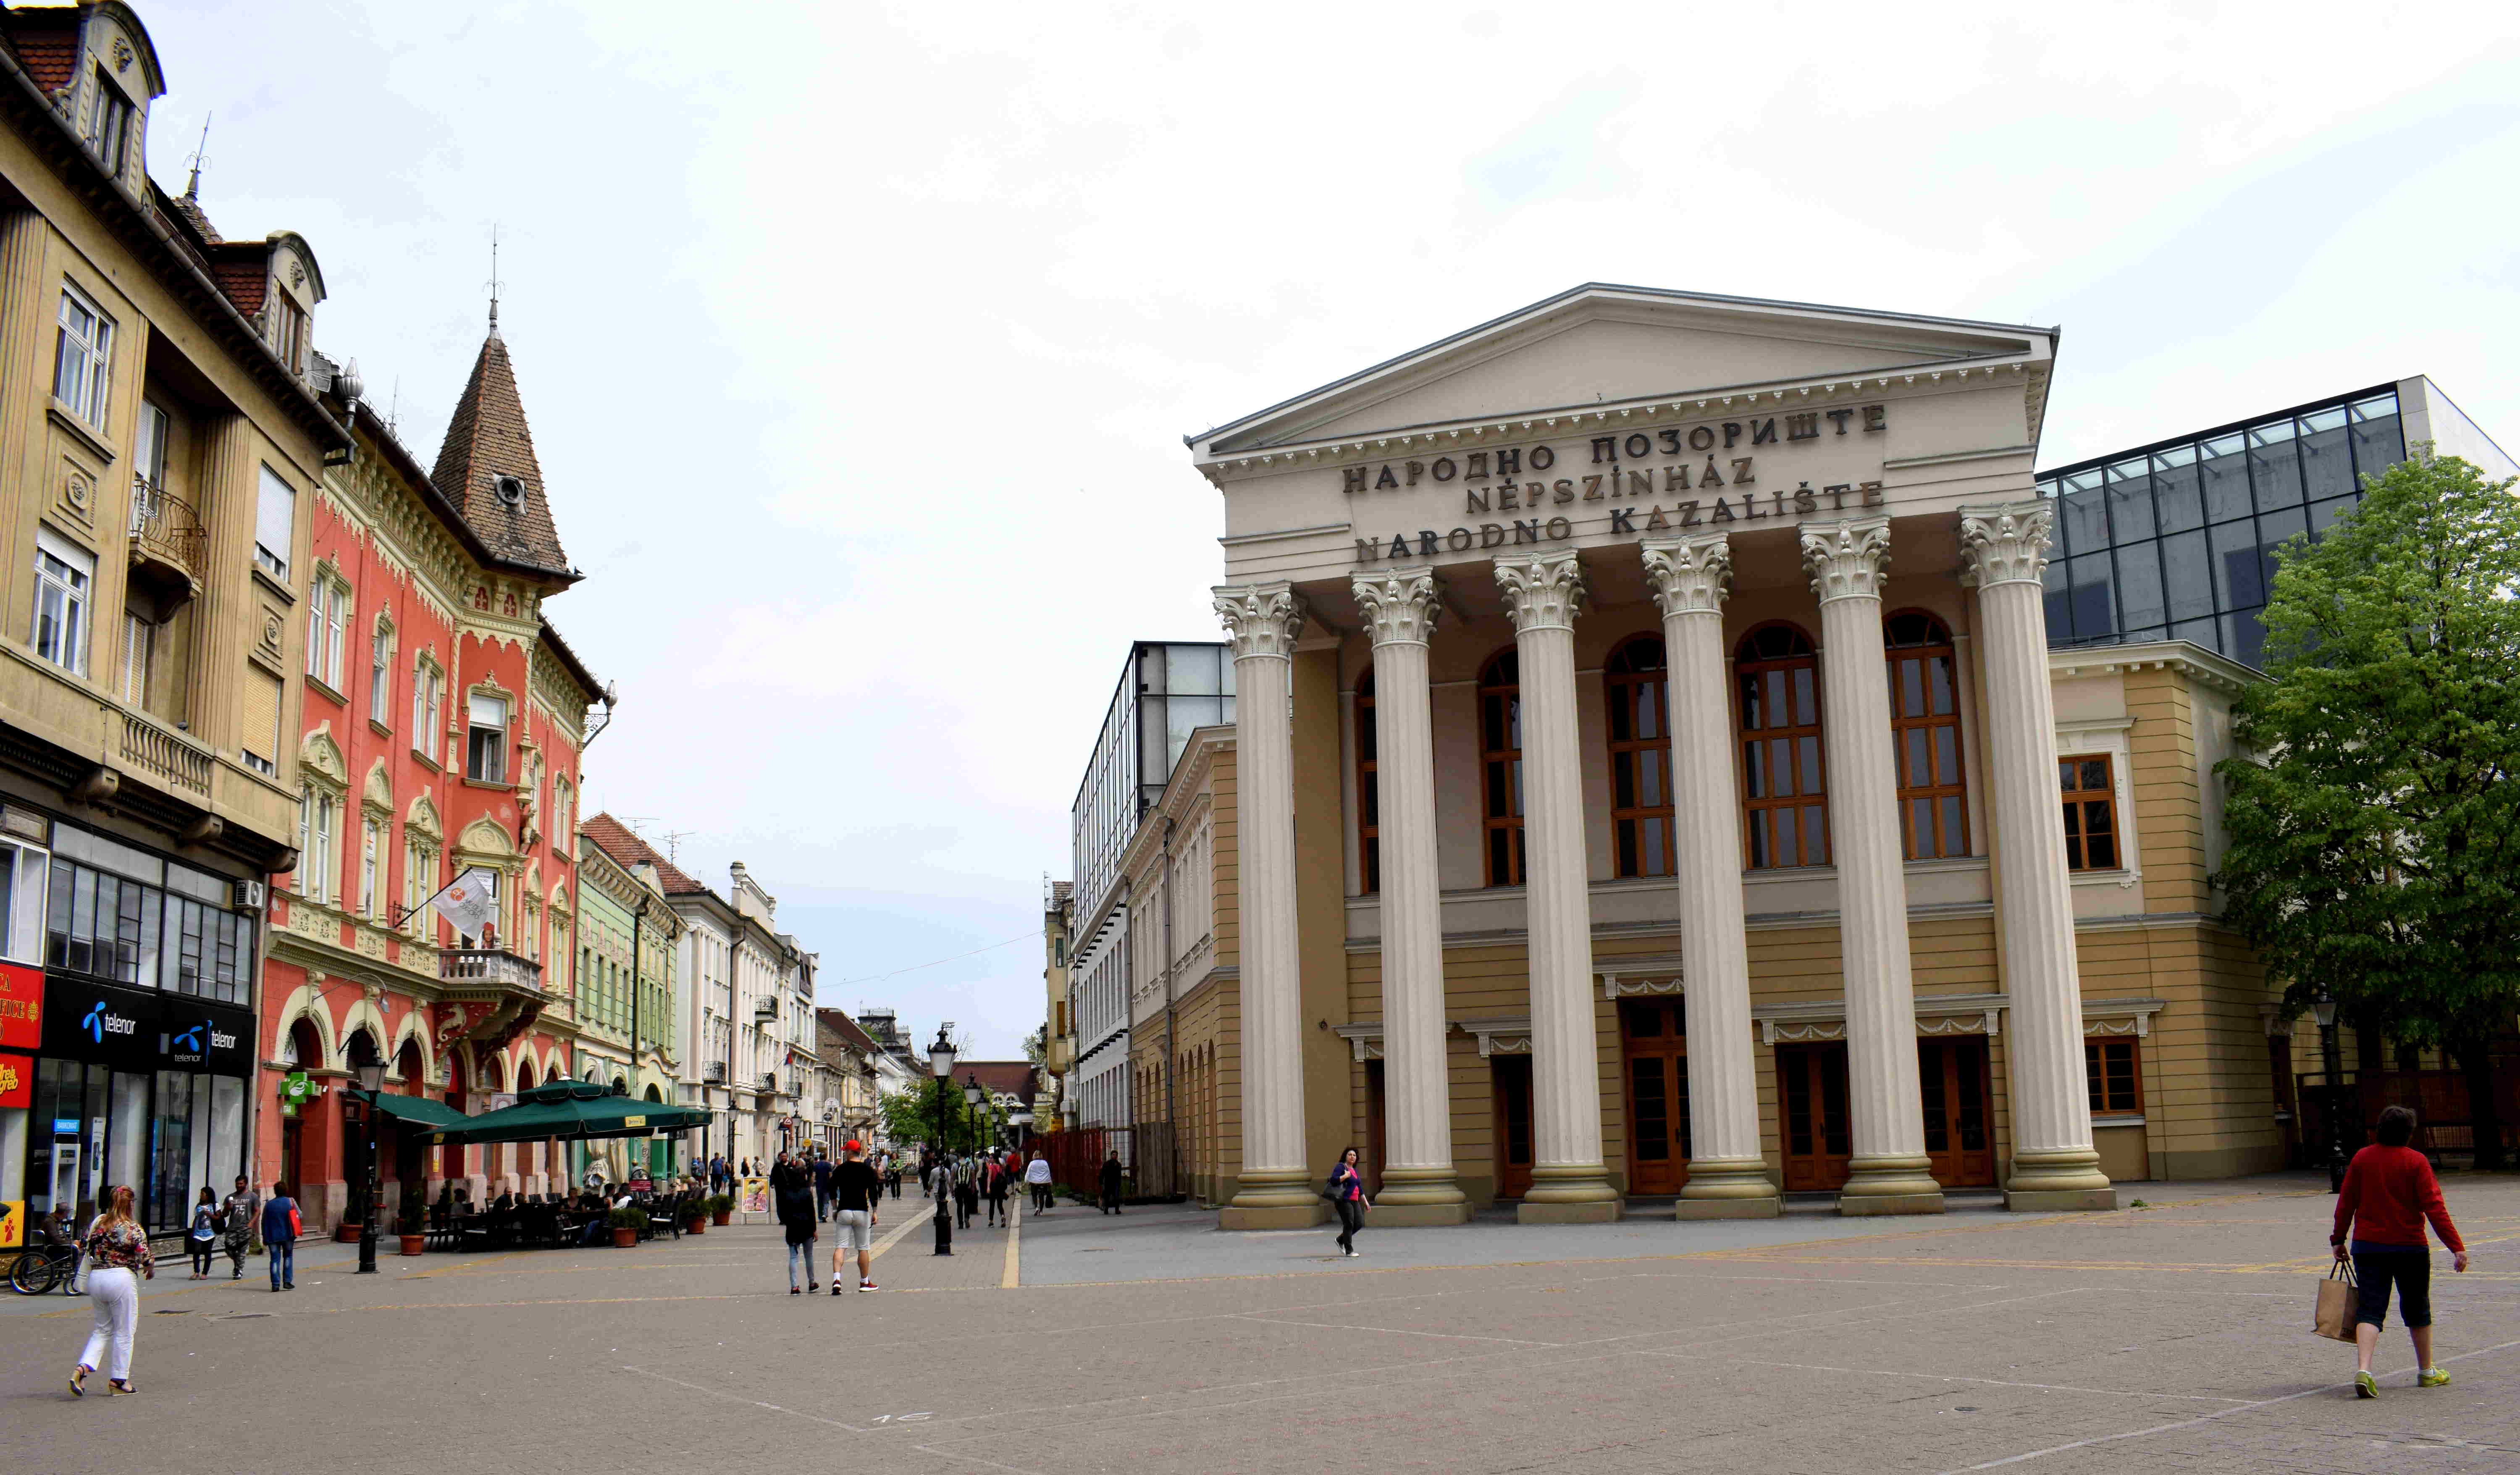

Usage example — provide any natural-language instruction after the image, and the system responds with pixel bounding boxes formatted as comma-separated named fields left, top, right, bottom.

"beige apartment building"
left=1148, top=284, right=2306, bottom=1228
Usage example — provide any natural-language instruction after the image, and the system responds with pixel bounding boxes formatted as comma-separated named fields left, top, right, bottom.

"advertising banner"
left=0, top=1050, right=29, bottom=1108
left=739, top=1176, right=768, bottom=1215
left=0, top=961, right=39, bottom=1049
left=0, top=1199, right=20, bottom=1250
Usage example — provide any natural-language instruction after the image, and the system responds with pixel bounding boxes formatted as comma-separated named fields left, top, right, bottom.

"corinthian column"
left=1640, top=535, right=1780, bottom=1218
left=1349, top=570, right=1471, bottom=1223
left=1960, top=502, right=2116, bottom=1212
left=1493, top=551, right=1620, bottom=1222
left=1800, top=516, right=1942, bottom=1215
left=1213, top=582, right=1323, bottom=1228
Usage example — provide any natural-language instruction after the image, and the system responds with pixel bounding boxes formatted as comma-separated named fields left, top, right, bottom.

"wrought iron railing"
left=127, top=478, right=207, bottom=576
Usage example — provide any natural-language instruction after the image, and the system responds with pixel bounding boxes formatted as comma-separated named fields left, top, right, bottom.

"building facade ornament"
left=1638, top=534, right=1732, bottom=618
left=1349, top=569, right=1443, bottom=648
left=1799, top=514, right=1893, bottom=605
left=1213, top=582, right=1306, bottom=661
left=1957, top=500, right=2055, bottom=589
left=1491, top=550, right=1586, bottom=633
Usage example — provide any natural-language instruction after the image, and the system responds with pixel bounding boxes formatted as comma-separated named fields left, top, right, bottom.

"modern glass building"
left=2034, top=376, right=2515, bottom=669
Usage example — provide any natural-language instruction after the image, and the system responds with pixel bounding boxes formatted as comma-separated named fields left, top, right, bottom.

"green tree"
left=2210, top=451, right=2520, bottom=1167
left=878, top=1086, right=949, bottom=1150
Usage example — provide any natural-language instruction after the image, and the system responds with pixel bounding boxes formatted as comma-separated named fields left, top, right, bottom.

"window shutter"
left=241, top=667, right=282, bottom=766
left=255, top=466, right=295, bottom=577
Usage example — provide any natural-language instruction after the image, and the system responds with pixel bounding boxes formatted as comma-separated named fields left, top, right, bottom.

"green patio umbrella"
left=423, top=1079, right=710, bottom=1147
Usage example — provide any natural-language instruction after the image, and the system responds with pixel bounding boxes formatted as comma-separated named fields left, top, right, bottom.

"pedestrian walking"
left=826, top=1140, right=882, bottom=1294
left=1098, top=1151, right=1124, bottom=1215
left=261, top=1181, right=298, bottom=1291
left=220, top=1176, right=259, bottom=1281
left=1328, top=1147, right=1370, bottom=1257
left=954, top=1156, right=979, bottom=1230
left=772, top=1152, right=818, bottom=1293
left=67, top=1185, right=152, bottom=1396
left=811, top=1150, right=835, bottom=1223
left=185, top=1187, right=219, bottom=1278
left=1025, top=1151, right=1053, bottom=1214
left=984, top=1157, right=1009, bottom=1227
left=2331, top=1105, right=2468, bottom=1398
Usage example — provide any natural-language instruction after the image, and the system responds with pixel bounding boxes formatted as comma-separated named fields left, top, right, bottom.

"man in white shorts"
left=827, top=1140, right=883, bottom=1294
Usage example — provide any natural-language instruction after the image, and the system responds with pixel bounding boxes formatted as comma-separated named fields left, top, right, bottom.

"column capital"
left=1349, top=569, right=1444, bottom=648
left=1800, top=514, right=1892, bottom=605
left=1957, top=500, right=2055, bottom=589
left=1639, top=533, right=1732, bottom=618
left=1213, top=582, right=1307, bottom=661
left=1492, top=551, right=1586, bottom=633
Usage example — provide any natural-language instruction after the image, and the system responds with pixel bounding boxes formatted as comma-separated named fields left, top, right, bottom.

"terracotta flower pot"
left=611, top=1226, right=638, bottom=1248
left=335, top=1222, right=361, bottom=1244
left=684, top=1218, right=706, bottom=1235
left=711, top=1210, right=731, bottom=1226
left=398, top=1234, right=426, bottom=1257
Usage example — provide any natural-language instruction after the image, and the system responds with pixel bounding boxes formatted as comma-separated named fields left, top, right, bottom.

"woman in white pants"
left=70, top=1185, right=154, bottom=1396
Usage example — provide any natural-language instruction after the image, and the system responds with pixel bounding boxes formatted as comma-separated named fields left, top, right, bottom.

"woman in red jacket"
left=2331, top=1105, right=2468, bottom=1398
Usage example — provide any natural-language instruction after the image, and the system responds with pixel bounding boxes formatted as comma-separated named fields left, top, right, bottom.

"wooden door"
left=1364, top=1060, right=1387, bottom=1197
left=1777, top=1042, right=1853, bottom=1191
left=1491, top=1055, right=1533, bottom=1199
left=1620, top=999, right=1691, bottom=1195
left=1918, top=1036, right=1995, bottom=1187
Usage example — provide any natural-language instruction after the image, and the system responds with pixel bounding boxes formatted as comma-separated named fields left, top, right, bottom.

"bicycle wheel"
left=9, top=1248, right=62, bottom=1295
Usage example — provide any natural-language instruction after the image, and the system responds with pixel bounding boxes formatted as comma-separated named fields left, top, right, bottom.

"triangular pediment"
left=1194, top=283, right=2052, bottom=456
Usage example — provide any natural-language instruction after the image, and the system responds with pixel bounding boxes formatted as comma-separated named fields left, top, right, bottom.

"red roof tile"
left=580, top=812, right=706, bottom=895
left=431, top=329, right=571, bottom=575
left=815, top=1008, right=880, bottom=1055
left=2, top=9, right=83, bottom=94
left=957, top=1061, right=1039, bottom=1107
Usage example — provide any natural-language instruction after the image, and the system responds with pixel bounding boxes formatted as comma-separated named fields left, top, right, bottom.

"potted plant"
left=708, top=1192, right=733, bottom=1227
left=608, top=1204, right=646, bottom=1248
left=396, top=1182, right=428, bottom=1257
left=683, top=1199, right=709, bottom=1235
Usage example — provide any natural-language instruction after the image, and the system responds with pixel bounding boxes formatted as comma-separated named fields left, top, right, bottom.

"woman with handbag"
left=185, top=1186, right=220, bottom=1278
left=2331, top=1105, right=2468, bottom=1398
left=67, top=1185, right=152, bottom=1396
left=1327, top=1147, right=1370, bottom=1258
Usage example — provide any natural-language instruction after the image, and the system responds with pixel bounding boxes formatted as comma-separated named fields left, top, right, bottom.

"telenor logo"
left=80, top=1001, right=138, bottom=1042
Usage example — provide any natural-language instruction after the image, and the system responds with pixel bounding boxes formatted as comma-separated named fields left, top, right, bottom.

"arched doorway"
left=388, top=1037, right=426, bottom=1228
left=643, top=1084, right=667, bottom=1176
left=281, top=1019, right=326, bottom=1207
left=342, top=1030, right=383, bottom=1232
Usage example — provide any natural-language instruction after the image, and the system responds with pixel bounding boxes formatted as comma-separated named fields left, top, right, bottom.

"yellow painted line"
left=867, top=1202, right=933, bottom=1264
left=1001, top=1194, right=1021, bottom=1289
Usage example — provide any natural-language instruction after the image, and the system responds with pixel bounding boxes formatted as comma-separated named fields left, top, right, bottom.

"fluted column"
left=1494, top=551, right=1620, bottom=1222
left=1350, top=570, right=1471, bottom=1223
left=1641, top=535, right=1780, bottom=1218
left=1214, top=582, right=1323, bottom=1228
left=1960, top=502, right=2116, bottom=1212
left=1801, top=516, right=1943, bottom=1215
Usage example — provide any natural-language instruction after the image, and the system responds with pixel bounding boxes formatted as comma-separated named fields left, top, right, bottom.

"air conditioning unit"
left=231, top=879, right=267, bottom=911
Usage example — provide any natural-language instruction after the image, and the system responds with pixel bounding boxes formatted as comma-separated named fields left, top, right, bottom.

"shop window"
left=1478, top=649, right=1525, bottom=886
left=0, top=837, right=49, bottom=963
left=32, top=530, right=93, bottom=675
left=2086, top=1038, right=2141, bottom=1114
left=53, top=283, right=113, bottom=428
left=2060, top=755, right=2119, bottom=871
left=1604, top=635, right=1673, bottom=877
left=1354, top=667, right=1378, bottom=895
left=466, top=693, right=508, bottom=783
left=1736, top=624, right=1827, bottom=869
left=1886, top=612, right=1969, bottom=861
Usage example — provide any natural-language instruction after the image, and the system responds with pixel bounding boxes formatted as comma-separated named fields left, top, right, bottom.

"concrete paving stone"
left=3, top=1171, right=2515, bottom=1474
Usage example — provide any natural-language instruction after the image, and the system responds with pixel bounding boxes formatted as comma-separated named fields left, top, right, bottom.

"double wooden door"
left=1620, top=998, right=1692, bottom=1195
left=1776, top=1036, right=1996, bottom=1192
left=1491, top=1056, right=1533, bottom=1199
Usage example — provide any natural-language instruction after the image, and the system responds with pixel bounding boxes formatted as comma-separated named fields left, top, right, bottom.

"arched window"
left=1354, top=668, right=1378, bottom=895
left=1736, top=625, right=1827, bottom=869
left=1885, top=612, right=1969, bottom=861
left=1478, top=649, right=1526, bottom=887
left=1604, top=635, right=1673, bottom=878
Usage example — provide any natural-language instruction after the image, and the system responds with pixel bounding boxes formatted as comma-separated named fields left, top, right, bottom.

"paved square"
left=5, top=1172, right=2515, bottom=1473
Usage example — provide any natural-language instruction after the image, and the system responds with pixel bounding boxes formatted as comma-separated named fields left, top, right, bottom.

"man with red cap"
left=827, top=1140, right=883, bottom=1294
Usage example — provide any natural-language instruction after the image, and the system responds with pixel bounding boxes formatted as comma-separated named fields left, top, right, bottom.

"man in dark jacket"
left=770, top=1153, right=818, bottom=1293
left=811, top=1150, right=835, bottom=1222
left=1099, top=1152, right=1124, bottom=1215
left=260, top=1182, right=298, bottom=1291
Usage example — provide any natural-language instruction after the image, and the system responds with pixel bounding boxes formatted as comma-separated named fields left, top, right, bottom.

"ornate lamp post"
left=2313, top=990, right=2347, bottom=1192
left=350, top=1059, right=386, bottom=1275
left=963, top=1076, right=983, bottom=1153
left=929, top=1025, right=956, bottom=1256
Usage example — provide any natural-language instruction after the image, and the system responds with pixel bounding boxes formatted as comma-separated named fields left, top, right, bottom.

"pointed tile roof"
left=432, top=328, right=572, bottom=577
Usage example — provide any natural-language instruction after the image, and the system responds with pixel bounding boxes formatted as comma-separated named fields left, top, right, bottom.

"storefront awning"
left=423, top=1079, right=711, bottom=1146
left=369, top=1093, right=472, bottom=1131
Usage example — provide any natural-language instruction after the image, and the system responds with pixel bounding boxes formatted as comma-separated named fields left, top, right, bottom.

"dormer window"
left=271, top=295, right=309, bottom=376
left=83, top=70, right=134, bottom=176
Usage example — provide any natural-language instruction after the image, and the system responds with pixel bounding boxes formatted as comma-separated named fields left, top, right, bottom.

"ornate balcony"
left=435, top=947, right=546, bottom=1063
left=438, top=947, right=543, bottom=992
left=126, top=478, right=205, bottom=599
left=118, top=711, right=212, bottom=798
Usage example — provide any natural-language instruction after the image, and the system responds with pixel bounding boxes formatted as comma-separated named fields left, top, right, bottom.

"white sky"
left=140, top=2, right=2520, bottom=1056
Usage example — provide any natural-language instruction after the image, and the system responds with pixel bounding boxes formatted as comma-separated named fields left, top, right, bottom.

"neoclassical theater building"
left=1172, top=284, right=2284, bottom=1226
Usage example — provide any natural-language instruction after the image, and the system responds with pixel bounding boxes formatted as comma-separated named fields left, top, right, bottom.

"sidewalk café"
left=405, top=1079, right=712, bottom=1251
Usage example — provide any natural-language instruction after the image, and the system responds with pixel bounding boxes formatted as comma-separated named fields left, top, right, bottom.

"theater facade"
left=1173, top=284, right=2282, bottom=1226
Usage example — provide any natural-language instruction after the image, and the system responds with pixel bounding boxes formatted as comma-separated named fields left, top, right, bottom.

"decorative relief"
left=1601, top=974, right=1684, bottom=1001
left=1213, top=582, right=1306, bottom=660
left=1638, top=534, right=1732, bottom=618
left=1492, top=550, right=1586, bottom=633
left=289, top=262, right=307, bottom=291
left=110, top=37, right=133, bottom=71
left=58, top=466, right=94, bottom=525
left=1349, top=569, right=1442, bottom=648
left=256, top=611, right=284, bottom=664
left=1761, top=1020, right=1846, bottom=1045
left=1799, top=514, right=1892, bottom=604
left=1958, top=500, right=2055, bottom=589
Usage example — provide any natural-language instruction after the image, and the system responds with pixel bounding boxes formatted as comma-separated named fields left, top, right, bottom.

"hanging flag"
left=431, top=867, right=499, bottom=940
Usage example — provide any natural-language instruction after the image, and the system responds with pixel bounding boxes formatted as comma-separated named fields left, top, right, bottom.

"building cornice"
left=2050, top=639, right=2260, bottom=695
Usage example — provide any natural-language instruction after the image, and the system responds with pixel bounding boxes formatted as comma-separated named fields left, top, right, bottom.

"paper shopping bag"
left=2313, top=1260, right=2358, bottom=1341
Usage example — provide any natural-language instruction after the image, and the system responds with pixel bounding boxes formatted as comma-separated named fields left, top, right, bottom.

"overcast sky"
left=142, top=2, right=2520, bottom=1057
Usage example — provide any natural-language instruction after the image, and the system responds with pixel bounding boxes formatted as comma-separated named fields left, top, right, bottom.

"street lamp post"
left=963, top=1076, right=983, bottom=1156
left=929, top=1026, right=956, bottom=1257
left=351, top=1059, right=386, bottom=1275
left=2314, top=991, right=2347, bottom=1193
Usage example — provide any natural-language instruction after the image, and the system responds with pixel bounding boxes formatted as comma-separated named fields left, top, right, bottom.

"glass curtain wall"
left=2037, top=388, right=2404, bottom=668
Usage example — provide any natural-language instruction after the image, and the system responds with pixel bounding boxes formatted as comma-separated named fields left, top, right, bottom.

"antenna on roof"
left=386, top=377, right=402, bottom=436
left=485, top=224, right=503, bottom=336
left=656, top=829, right=695, bottom=865
left=183, top=113, right=211, bottom=199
